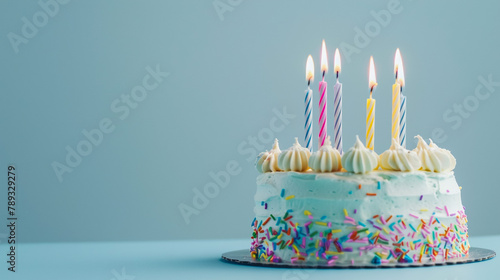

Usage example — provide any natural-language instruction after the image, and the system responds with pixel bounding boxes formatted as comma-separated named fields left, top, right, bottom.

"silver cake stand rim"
left=221, top=247, right=495, bottom=269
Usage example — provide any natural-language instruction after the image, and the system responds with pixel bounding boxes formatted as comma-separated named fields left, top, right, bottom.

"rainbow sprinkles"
left=251, top=193, right=468, bottom=265
left=251, top=162, right=468, bottom=265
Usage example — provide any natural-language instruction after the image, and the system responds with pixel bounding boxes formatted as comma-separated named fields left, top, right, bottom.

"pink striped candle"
left=318, top=40, right=329, bottom=148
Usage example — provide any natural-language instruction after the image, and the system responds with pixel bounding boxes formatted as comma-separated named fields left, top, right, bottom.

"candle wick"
left=308, top=79, right=311, bottom=87
left=322, top=71, right=325, bottom=79
left=336, top=71, right=339, bottom=80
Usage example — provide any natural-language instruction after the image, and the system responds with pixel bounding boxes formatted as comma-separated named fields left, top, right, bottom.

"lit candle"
left=318, top=40, right=328, bottom=148
left=305, top=55, right=314, bottom=151
left=395, top=49, right=406, bottom=148
left=333, top=48, right=343, bottom=154
left=366, top=56, right=377, bottom=150
left=391, top=50, right=401, bottom=144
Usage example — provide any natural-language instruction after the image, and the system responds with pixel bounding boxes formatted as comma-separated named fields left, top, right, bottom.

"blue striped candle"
left=333, top=81, right=342, bottom=154
left=304, top=87, right=313, bottom=151
left=333, top=48, right=343, bottom=154
left=399, top=94, right=406, bottom=148
left=305, top=55, right=315, bottom=151
left=395, top=49, right=406, bottom=148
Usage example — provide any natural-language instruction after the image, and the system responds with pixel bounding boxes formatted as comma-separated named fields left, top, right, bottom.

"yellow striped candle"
left=366, top=56, right=377, bottom=150
left=366, top=98, right=376, bottom=150
left=391, top=49, right=402, bottom=143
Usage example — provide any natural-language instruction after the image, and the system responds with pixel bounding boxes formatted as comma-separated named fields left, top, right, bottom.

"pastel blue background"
left=0, top=0, right=499, bottom=244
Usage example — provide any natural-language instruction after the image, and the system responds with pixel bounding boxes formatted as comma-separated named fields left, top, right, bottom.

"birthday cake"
left=250, top=136, right=468, bottom=265
left=249, top=44, right=469, bottom=265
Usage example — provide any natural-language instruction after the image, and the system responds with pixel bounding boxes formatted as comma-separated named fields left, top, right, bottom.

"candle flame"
left=394, top=48, right=405, bottom=87
left=306, top=55, right=314, bottom=82
left=320, top=40, right=328, bottom=74
left=369, top=56, right=377, bottom=90
left=334, top=48, right=341, bottom=75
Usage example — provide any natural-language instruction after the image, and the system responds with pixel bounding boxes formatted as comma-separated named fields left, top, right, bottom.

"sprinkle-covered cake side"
left=250, top=171, right=468, bottom=265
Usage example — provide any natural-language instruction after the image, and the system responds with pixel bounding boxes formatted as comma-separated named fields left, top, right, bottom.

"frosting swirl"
left=341, top=135, right=379, bottom=174
left=308, top=136, right=342, bottom=172
left=278, top=138, right=311, bottom=172
left=429, top=140, right=457, bottom=171
left=413, top=135, right=456, bottom=172
left=256, top=139, right=282, bottom=173
left=379, top=138, right=421, bottom=172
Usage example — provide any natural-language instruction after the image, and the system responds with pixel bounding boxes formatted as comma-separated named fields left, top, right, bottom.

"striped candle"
left=305, top=55, right=314, bottom=151
left=318, top=40, right=329, bottom=148
left=366, top=56, right=377, bottom=150
left=305, top=88, right=313, bottom=151
left=399, top=94, right=406, bottom=148
left=393, top=48, right=405, bottom=146
left=333, top=48, right=343, bottom=154
left=319, top=80, right=327, bottom=148
left=395, top=49, right=406, bottom=149
left=391, top=83, right=400, bottom=143
left=366, top=97, right=376, bottom=150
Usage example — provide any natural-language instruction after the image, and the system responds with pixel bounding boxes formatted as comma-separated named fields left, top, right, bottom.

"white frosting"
left=413, top=136, right=456, bottom=172
left=341, top=136, right=378, bottom=174
left=278, top=138, right=311, bottom=172
left=429, top=139, right=457, bottom=170
left=380, top=138, right=421, bottom=172
left=256, top=139, right=282, bottom=173
left=308, top=136, right=342, bottom=172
